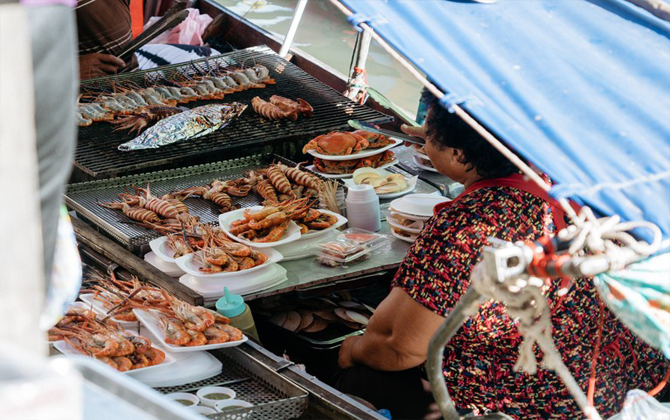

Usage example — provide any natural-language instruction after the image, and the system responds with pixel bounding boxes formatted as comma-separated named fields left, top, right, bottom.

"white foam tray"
left=133, top=309, right=248, bottom=353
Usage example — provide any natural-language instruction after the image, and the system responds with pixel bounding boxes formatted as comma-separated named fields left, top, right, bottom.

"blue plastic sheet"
left=340, top=0, right=670, bottom=243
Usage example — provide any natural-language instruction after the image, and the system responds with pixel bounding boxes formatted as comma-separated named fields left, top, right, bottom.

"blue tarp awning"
left=340, top=0, right=670, bottom=243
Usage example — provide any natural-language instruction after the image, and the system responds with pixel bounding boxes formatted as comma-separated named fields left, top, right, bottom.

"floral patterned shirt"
left=391, top=183, right=667, bottom=419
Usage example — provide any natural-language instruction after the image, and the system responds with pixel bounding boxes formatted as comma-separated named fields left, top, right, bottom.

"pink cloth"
left=146, top=8, right=213, bottom=46
left=21, top=0, right=77, bottom=6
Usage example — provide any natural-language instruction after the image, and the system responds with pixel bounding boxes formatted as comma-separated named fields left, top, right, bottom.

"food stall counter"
left=244, top=222, right=411, bottom=301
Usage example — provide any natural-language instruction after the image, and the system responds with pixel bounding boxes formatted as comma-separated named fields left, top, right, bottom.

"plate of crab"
left=48, top=306, right=175, bottom=373
left=302, top=130, right=402, bottom=161
left=175, top=245, right=283, bottom=278
left=306, top=150, right=398, bottom=179
left=133, top=306, right=248, bottom=353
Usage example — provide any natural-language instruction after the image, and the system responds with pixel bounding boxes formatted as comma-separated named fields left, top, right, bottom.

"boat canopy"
left=340, top=0, right=670, bottom=243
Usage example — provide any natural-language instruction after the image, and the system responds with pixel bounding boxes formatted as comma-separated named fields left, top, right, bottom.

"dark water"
left=214, top=0, right=423, bottom=118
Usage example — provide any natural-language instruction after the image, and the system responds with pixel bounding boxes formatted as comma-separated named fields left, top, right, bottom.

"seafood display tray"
left=155, top=345, right=308, bottom=420
left=76, top=45, right=392, bottom=179
left=66, top=154, right=338, bottom=252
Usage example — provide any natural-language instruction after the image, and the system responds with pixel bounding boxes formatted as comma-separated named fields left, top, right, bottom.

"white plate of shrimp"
left=78, top=294, right=141, bottom=329
left=53, top=330, right=175, bottom=373
left=218, top=206, right=302, bottom=248
left=174, top=246, right=283, bottom=279
left=133, top=309, right=248, bottom=353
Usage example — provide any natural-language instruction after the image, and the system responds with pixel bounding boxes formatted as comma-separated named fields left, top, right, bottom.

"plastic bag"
left=146, top=9, right=213, bottom=46
left=167, top=9, right=213, bottom=46
left=614, top=389, right=670, bottom=420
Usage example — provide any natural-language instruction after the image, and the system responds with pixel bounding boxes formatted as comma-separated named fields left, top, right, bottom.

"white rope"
left=558, top=207, right=662, bottom=270
left=470, top=262, right=603, bottom=420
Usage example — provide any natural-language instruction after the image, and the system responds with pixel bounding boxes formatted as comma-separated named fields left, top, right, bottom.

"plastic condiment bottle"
left=346, top=184, right=381, bottom=232
left=215, top=287, right=260, bottom=342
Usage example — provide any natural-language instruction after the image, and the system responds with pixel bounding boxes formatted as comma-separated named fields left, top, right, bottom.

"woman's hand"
left=338, top=335, right=362, bottom=369
left=79, top=53, right=125, bottom=79
left=401, top=123, right=427, bottom=150
left=401, top=123, right=426, bottom=139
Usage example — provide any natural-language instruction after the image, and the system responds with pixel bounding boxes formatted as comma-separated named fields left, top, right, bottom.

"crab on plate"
left=302, top=130, right=393, bottom=156
left=313, top=150, right=396, bottom=174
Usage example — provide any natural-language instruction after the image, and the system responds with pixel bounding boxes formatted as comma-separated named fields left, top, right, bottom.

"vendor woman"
left=335, top=92, right=668, bottom=419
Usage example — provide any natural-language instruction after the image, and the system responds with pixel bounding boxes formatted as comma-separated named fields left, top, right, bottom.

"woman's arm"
left=338, top=287, right=446, bottom=371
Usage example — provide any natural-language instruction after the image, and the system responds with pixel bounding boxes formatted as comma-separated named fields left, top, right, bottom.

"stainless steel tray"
left=65, top=154, right=330, bottom=252
left=155, top=346, right=308, bottom=420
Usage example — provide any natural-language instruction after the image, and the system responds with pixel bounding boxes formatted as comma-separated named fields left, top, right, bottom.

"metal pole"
left=279, top=0, right=308, bottom=58
left=344, top=28, right=372, bottom=102
left=426, top=287, right=486, bottom=420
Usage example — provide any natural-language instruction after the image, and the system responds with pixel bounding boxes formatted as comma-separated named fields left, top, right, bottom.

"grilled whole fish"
left=118, top=103, right=247, bottom=151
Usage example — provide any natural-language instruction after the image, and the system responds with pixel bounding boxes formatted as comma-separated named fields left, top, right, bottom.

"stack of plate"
left=388, top=194, right=450, bottom=243
left=412, top=146, right=438, bottom=173
left=174, top=247, right=285, bottom=301
left=179, top=263, right=288, bottom=305
left=145, top=239, right=185, bottom=277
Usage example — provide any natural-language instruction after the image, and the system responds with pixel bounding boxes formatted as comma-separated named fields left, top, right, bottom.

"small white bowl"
left=165, top=392, right=199, bottom=407
left=215, top=399, right=253, bottom=414
left=189, top=406, right=217, bottom=415
left=196, top=386, right=236, bottom=408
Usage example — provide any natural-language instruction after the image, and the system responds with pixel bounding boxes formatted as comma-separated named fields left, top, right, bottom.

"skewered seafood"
left=251, top=95, right=313, bottom=121
left=78, top=65, right=274, bottom=127
left=98, top=201, right=161, bottom=224
left=116, top=183, right=191, bottom=222
left=302, top=131, right=370, bottom=155
left=118, top=103, right=247, bottom=151
left=276, top=163, right=324, bottom=191
left=230, top=199, right=310, bottom=243
left=253, top=179, right=279, bottom=202
left=171, top=183, right=233, bottom=212
left=266, top=164, right=293, bottom=195
left=313, top=150, right=395, bottom=174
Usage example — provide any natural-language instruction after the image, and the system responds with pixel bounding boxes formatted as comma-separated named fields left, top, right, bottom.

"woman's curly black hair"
left=423, top=92, right=522, bottom=179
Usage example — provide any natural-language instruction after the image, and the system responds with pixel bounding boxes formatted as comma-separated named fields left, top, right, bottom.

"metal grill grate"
left=65, top=154, right=339, bottom=251
left=76, top=45, right=392, bottom=178
left=156, top=348, right=308, bottom=420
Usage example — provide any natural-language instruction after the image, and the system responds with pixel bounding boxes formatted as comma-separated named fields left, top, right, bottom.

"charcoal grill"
left=65, top=154, right=340, bottom=252
left=76, top=45, right=393, bottom=179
